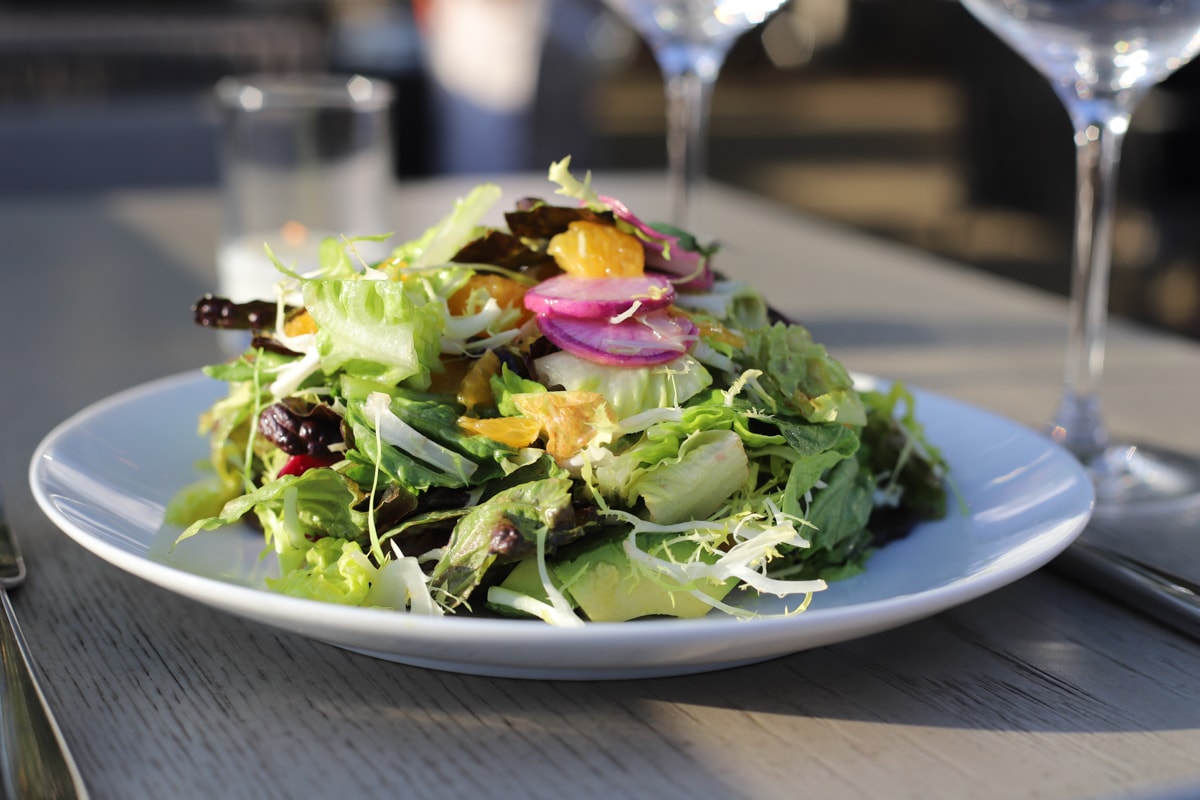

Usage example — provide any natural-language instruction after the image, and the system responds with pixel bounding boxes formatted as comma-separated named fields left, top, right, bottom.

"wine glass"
left=602, top=0, right=788, bottom=229
left=958, top=0, right=1200, bottom=516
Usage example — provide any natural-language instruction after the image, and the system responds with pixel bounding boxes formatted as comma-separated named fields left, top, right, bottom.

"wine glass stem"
left=663, top=67, right=716, bottom=230
left=1051, top=106, right=1130, bottom=461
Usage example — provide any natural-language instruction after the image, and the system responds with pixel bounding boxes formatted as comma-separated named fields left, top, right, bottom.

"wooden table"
left=1, top=174, right=1198, bottom=799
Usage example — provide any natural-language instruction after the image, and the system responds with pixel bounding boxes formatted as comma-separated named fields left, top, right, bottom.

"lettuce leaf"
left=303, top=277, right=444, bottom=388
left=178, top=467, right=367, bottom=574
left=341, top=389, right=509, bottom=492
left=266, top=537, right=441, bottom=612
left=534, top=351, right=712, bottom=420
left=624, top=429, right=749, bottom=524
left=779, top=456, right=876, bottom=580
left=390, top=183, right=502, bottom=269
left=491, top=363, right=547, bottom=417
left=741, top=322, right=866, bottom=426
left=860, top=384, right=951, bottom=523
left=429, top=477, right=586, bottom=607
left=547, top=156, right=603, bottom=211
left=776, top=418, right=861, bottom=502
left=267, top=537, right=376, bottom=605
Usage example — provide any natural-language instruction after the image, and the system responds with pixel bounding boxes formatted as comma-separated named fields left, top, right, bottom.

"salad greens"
left=173, top=158, right=948, bottom=625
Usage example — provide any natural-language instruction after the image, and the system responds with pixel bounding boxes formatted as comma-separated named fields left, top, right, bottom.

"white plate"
left=30, top=371, right=1093, bottom=680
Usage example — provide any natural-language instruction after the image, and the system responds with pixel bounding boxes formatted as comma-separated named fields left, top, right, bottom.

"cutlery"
left=1055, top=539, right=1200, bottom=643
left=0, top=487, right=88, bottom=799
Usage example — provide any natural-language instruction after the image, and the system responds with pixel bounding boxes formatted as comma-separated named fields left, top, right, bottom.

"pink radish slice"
left=524, top=274, right=675, bottom=319
left=647, top=248, right=714, bottom=292
left=536, top=309, right=698, bottom=366
left=597, top=194, right=714, bottom=290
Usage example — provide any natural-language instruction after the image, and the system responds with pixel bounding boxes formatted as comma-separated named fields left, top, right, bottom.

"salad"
left=171, top=158, right=948, bottom=626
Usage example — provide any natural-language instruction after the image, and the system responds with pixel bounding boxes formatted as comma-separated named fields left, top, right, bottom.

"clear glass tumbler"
left=214, top=73, right=394, bottom=311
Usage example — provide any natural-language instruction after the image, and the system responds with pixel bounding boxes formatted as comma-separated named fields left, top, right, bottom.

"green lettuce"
left=534, top=351, right=712, bottom=420
left=342, top=390, right=508, bottom=492
left=741, top=322, right=866, bottom=426
left=178, top=467, right=367, bottom=574
left=617, top=429, right=749, bottom=524
left=491, top=363, right=547, bottom=417
left=267, top=537, right=376, bottom=605
left=673, top=280, right=770, bottom=331
left=389, top=183, right=502, bottom=269
left=303, top=277, right=444, bottom=389
left=429, top=477, right=588, bottom=608
left=777, top=456, right=876, bottom=581
left=860, top=385, right=951, bottom=521
left=776, top=417, right=861, bottom=502
left=547, top=156, right=604, bottom=211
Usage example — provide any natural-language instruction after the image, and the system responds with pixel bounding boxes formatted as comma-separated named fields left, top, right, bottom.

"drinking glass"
left=602, top=0, right=788, bottom=228
left=215, top=73, right=394, bottom=304
left=958, top=0, right=1200, bottom=516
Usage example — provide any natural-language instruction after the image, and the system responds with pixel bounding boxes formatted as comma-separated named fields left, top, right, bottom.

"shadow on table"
left=582, top=571, right=1200, bottom=735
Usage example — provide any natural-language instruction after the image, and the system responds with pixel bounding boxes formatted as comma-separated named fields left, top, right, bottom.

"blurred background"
left=2, top=0, right=1199, bottom=341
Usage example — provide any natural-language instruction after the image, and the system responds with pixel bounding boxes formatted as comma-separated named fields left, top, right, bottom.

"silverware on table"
left=1056, top=538, right=1200, bottom=643
left=0, top=488, right=88, bottom=799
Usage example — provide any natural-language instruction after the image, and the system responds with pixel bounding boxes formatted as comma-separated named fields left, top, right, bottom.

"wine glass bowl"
left=959, top=0, right=1200, bottom=516
left=602, top=0, right=788, bottom=228
left=962, top=0, right=1200, bottom=101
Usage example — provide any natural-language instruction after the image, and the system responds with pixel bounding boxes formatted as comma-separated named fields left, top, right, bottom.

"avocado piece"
left=491, top=535, right=736, bottom=622
left=490, top=557, right=555, bottom=618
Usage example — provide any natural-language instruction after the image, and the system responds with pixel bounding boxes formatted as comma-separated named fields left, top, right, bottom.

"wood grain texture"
left=0, top=179, right=1197, bottom=799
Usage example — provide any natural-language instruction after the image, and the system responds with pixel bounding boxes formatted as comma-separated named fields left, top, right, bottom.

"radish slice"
left=598, top=194, right=714, bottom=291
left=524, top=274, right=675, bottom=320
left=537, top=309, right=698, bottom=366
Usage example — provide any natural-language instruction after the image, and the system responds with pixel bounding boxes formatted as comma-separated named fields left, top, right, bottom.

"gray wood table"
left=1, top=174, right=1198, bottom=799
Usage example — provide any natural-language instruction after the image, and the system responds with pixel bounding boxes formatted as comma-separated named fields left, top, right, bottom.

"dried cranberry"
left=258, top=399, right=344, bottom=456
left=277, top=453, right=340, bottom=477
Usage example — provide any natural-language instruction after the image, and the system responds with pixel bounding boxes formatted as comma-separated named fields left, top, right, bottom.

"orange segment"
left=547, top=221, right=645, bottom=278
left=511, top=391, right=615, bottom=463
left=456, top=350, right=502, bottom=411
left=284, top=309, right=318, bottom=336
left=457, top=416, right=542, bottom=449
left=448, top=274, right=533, bottom=327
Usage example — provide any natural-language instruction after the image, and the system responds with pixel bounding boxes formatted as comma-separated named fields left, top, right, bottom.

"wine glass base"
left=1086, top=442, right=1200, bottom=518
left=1068, top=444, right=1200, bottom=603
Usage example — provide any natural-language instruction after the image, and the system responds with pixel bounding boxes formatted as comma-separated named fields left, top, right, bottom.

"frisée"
left=170, top=158, right=949, bottom=626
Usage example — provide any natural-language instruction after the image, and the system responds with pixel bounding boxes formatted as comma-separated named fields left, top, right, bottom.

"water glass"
left=215, top=73, right=394, bottom=307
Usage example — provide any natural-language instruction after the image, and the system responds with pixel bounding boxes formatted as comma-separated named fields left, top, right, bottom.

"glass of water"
left=215, top=74, right=394, bottom=321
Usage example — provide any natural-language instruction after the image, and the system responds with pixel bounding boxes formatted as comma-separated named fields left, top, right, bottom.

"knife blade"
left=1055, top=538, right=1200, bottom=642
